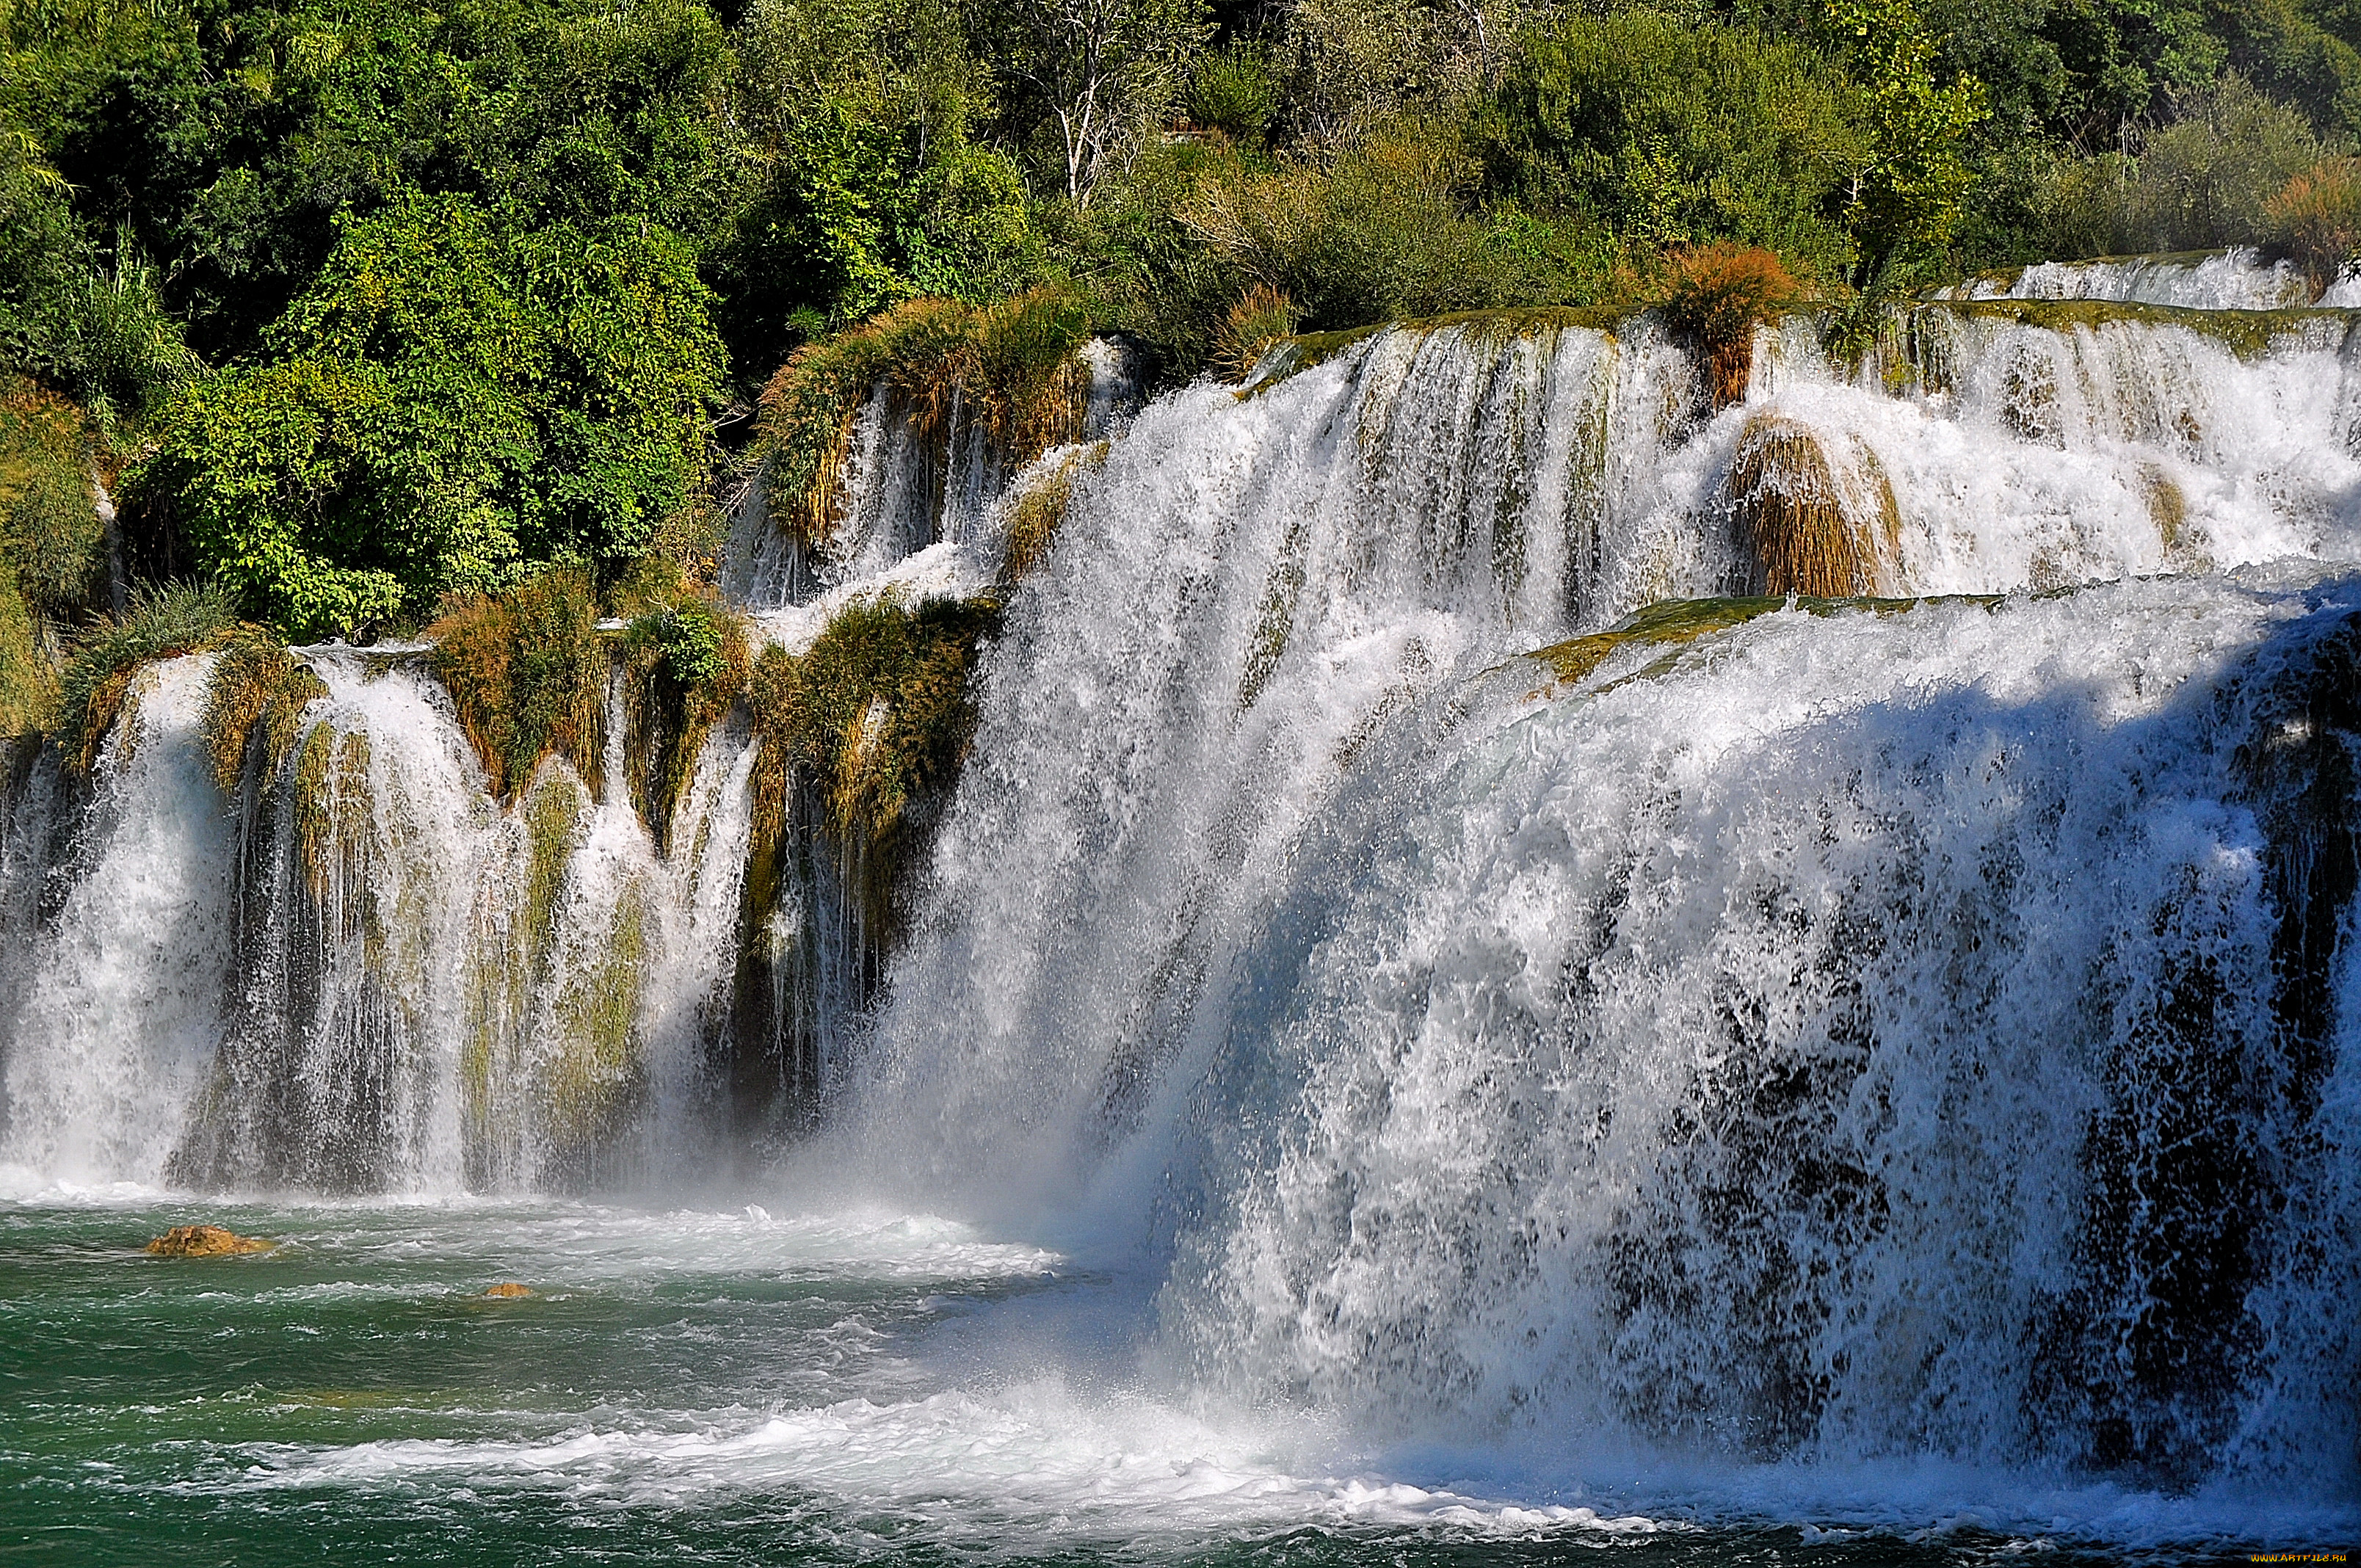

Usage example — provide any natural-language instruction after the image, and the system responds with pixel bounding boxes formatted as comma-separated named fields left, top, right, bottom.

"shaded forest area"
left=5, top=0, right=2361, bottom=674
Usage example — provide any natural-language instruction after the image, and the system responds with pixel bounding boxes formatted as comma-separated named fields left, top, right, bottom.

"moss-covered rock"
left=146, top=1224, right=272, bottom=1257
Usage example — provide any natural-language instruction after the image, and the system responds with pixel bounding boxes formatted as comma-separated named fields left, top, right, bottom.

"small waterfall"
left=0, top=658, right=235, bottom=1185
left=1936, top=248, right=2320, bottom=310
left=1, top=647, right=764, bottom=1193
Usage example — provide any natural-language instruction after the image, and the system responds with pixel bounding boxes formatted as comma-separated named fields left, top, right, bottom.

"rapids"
left=4, top=282, right=2357, bottom=1556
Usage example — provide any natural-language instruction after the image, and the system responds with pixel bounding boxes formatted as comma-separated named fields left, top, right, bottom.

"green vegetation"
left=619, top=583, right=751, bottom=846
left=57, top=582, right=241, bottom=773
left=746, top=591, right=999, bottom=937
left=200, top=639, right=330, bottom=794
left=4, top=0, right=2361, bottom=780
left=427, top=567, right=607, bottom=799
left=755, top=286, right=1093, bottom=548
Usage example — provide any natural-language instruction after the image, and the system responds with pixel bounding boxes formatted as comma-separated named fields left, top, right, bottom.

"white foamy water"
left=1936, top=248, right=2318, bottom=310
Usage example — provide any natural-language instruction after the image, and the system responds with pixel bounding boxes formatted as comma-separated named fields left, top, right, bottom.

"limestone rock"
left=146, top=1224, right=272, bottom=1257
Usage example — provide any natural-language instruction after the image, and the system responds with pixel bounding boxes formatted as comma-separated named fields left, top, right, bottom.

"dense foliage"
left=6, top=0, right=2361, bottom=647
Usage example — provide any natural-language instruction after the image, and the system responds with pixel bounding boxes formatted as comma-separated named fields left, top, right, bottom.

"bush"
left=1481, top=12, right=1865, bottom=278
left=2121, top=76, right=2327, bottom=251
left=1189, top=43, right=1282, bottom=141
left=1655, top=243, right=1807, bottom=407
left=2268, top=158, right=2361, bottom=284
left=1210, top=283, right=1299, bottom=381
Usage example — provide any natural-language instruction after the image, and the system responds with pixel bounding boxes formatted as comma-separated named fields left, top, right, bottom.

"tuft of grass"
left=201, top=637, right=330, bottom=794
left=1727, top=415, right=1879, bottom=598
left=1211, top=285, right=1301, bottom=383
left=2267, top=159, right=2361, bottom=292
left=427, top=567, right=606, bottom=799
left=755, top=286, right=1095, bottom=552
left=1655, top=243, right=1807, bottom=407
left=745, top=591, right=1001, bottom=942
left=58, top=581, right=240, bottom=772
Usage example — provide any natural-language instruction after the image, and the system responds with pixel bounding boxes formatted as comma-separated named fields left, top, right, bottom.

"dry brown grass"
left=426, top=568, right=606, bottom=799
left=1728, top=415, right=1876, bottom=598
left=1656, top=244, right=1807, bottom=408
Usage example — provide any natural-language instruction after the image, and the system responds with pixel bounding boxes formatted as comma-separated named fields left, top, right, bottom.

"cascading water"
left=0, top=650, right=761, bottom=1191
left=4, top=292, right=2357, bottom=1549
left=827, top=302, right=2361, bottom=1506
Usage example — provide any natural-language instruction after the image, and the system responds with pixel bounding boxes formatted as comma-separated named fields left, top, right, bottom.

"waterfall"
left=0, top=650, right=761, bottom=1192
left=820, top=303, right=2361, bottom=1493
left=1936, top=248, right=2322, bottom=310
left=1, top=293, right=2357, bottom=1500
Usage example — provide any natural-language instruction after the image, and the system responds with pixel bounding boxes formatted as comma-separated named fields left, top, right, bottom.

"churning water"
left=3, top=275, right=2357, bottom=1561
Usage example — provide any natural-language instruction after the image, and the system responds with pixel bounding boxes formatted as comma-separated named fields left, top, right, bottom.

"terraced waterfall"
left=4, top=260, right=2357, bottom=1553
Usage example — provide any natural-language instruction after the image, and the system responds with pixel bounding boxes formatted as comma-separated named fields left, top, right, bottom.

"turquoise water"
left=1, top=1194, right=2304, bottom=1566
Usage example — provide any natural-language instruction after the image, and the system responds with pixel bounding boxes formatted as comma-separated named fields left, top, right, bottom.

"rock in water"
left=145, top=1224, right=272, bottom=1257
left=482, top=1282, right=534, bottom=1298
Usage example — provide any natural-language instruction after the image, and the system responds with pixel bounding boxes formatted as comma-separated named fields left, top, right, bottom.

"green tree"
left=134, top=195, right=723, bottom=636
left=1823, top=0, right=1988, bottom=283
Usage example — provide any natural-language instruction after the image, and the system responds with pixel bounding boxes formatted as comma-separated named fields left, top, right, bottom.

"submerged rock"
left=145, top=1224, right=272, bottom=1257
left=482, top=1282, right=535, bottom=1298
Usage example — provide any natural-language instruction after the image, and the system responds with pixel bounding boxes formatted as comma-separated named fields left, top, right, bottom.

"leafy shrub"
left=1655, top=244, right=1807, bottom=407
left=57, top=581, right=239, bottom=772
left=2121, top=76, right=2327, bottom=251
left=1190, top=43, right=1282, bottom=141
left=2268, top=158, right=2361, bottom=286
left=0, top=381, right=104, bottom=616
left=1481, top=12, right=1865, bottom=277
left=133, top=195, right=725, bottom=639
left=427, top=567, right=607, bottom=799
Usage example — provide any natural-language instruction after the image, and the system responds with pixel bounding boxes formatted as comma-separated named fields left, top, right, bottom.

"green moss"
left=745, top=591, right=1001, bottom=943
left=1940, top=299, right=2360, bottom=359
left=544, top=886, right=648, bottom=1150
left=1002, top=440, right=1108, bottom=583
left=201, top=639, right=330, bottom=794
left=619, top=594, right=749, bottom=849
left=1525, top=593, right=2005, bottom=691
left=291, top=725, right=375, bottom=940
